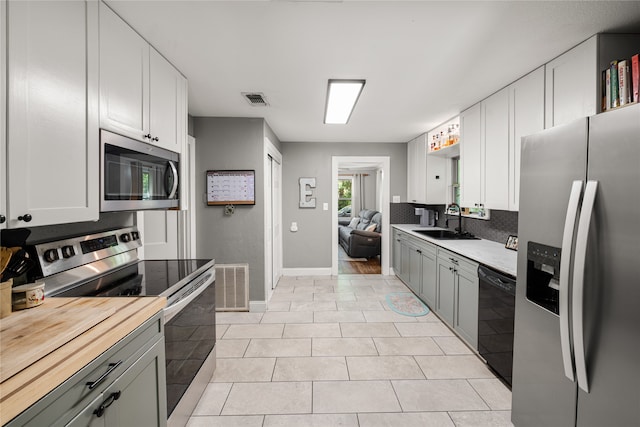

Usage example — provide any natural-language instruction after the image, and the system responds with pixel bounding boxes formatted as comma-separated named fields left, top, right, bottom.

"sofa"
left=338, top=209, right=382, bottom=259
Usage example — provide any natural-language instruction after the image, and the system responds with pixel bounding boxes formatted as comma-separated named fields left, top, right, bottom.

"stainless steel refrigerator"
left=512, top=103, right=640, bottom=426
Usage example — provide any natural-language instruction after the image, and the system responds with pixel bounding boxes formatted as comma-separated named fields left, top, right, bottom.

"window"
left=338, top=177, right=353, bottom=216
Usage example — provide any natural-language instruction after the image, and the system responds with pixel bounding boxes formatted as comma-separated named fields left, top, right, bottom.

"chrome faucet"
left=446, top=203, right=462, bottom=235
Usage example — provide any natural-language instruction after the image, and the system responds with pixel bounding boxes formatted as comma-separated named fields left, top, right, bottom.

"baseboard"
left=282, top=268, right=332, bottom=277
left=249, top=300, right=267, bottom=312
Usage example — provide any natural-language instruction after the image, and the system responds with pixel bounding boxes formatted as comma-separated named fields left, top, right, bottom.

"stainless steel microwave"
left=100, top=130, right=179, bottom=212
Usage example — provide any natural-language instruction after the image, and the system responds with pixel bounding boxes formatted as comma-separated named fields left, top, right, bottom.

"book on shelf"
left=632, top=54, right=639, bottom=103
left=605, top=68, right=611, bottom=110
left=618, top=60, right=630, bottom=106
left=610, top=60, right=620, bottom=109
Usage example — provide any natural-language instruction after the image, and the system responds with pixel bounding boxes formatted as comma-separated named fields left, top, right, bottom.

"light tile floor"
left=187, top=275, right=514, bottom=427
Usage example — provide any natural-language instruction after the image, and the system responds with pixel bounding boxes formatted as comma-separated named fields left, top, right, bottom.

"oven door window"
left=105, top=143, right=178, bottom=201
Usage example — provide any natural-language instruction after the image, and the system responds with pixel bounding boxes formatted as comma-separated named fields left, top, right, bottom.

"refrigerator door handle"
left=559, top=180, right=583, bottom=381
left=572, top=180, right=598, bottom=393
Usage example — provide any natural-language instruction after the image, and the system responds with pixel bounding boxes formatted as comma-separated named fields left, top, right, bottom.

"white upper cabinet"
left=99, top=2, right=149, bottom=142
left=6, top=1, right=99, bottom=228
left=510, top=66, right=545, bottom=211
left=407, top=133, right=447, bottom=205
left=545, top=36, right=598, bottom=129
left=406, top=135, right=426, bottom=203
left=482, top=87, right=510, bottom=211
left=99, top=2, right=186, bottom=153
left=545, top=34, right=640, bottom=129
left=425, top=152, right=447, bottom=205
left=150, top=48, right=187, bottom=154
left=460, top=103, right=482, bottom=208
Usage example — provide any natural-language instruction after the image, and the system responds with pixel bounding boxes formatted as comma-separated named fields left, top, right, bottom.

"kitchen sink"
left=412, top=229, right=480, bottom=240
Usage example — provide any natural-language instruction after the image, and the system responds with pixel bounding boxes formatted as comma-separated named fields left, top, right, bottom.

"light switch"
left=323, top=203, right=328, bottom=211
left=392, top=196, right=400, bottom=203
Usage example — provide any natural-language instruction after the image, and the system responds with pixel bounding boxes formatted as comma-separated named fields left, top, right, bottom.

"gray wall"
left=281, top=142, right=407, bottom=269
left=194, top=117, right=279, bottom=302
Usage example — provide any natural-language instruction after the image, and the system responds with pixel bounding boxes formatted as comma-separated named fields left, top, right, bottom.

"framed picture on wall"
left=505, top=235, right=518, bottom=251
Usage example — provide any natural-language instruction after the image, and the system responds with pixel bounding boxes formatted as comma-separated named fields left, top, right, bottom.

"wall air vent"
left=215, top=263, right=249, bottom=311
left=242, top=92, right=269, bottom=107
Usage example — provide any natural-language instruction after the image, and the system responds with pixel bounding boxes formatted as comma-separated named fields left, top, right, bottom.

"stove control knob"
left=131, top=231, right=140, bottom=241
left=120, top=233, right=131, bottom=243
left=44, top=249, right=60, bottom=263
left=61, top=245, right=75, bottom=259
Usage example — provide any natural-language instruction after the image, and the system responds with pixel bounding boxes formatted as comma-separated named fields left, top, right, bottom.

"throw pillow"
left=365, top=224, right=377, bottom=232
left=348, top=217, right=360, bottom=228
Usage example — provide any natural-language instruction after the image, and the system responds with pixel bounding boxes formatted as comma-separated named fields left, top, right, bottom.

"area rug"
left=385, top=292, right=430, bottom=317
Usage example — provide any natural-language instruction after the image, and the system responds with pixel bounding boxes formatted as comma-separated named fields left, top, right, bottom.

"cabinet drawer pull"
left=93, top=391, right=121, bottom=418
left=86, top=360, right=122, bottom=390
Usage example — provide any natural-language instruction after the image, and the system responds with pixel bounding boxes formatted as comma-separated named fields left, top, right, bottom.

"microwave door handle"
left=559, top=180, right=583, bottom=381
left=572, top=180, right=597, bottom=394
left=166, top=161, right=179, bottom=199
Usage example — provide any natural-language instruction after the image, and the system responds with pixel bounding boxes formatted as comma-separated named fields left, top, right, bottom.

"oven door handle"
left=163, top=272, right=214, bottom=324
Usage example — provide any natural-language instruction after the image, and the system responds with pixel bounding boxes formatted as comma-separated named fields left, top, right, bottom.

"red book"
left=632, top=54, right=639, bottom=103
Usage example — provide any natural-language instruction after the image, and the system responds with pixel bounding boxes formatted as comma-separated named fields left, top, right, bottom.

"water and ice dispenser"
left=526, top=242, right=562, bottom=314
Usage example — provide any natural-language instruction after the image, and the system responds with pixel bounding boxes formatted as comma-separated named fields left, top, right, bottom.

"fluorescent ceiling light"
left=324, top=79, right=366, bottom=124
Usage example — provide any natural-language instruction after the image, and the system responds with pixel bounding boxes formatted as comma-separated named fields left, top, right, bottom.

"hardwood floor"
left=338, top=246, right=381, bottom=275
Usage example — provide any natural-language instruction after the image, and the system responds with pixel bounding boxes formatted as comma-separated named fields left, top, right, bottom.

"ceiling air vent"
left=242, top=92, right=269, bottom=107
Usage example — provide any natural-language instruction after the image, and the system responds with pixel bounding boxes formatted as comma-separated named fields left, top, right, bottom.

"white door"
left=272, top=158, right=282, bottom=287
left=265, top=156, right=274, bottom=293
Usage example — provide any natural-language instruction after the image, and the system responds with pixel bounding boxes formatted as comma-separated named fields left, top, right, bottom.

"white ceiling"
left=105, top=1, right=640, bottom=143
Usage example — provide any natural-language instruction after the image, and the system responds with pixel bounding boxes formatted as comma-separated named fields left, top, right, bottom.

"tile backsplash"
left=390, top=203, right=518, bottom=245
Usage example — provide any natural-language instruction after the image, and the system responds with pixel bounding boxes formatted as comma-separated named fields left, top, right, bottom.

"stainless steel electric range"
left=22, top=226, right=216, bottom=427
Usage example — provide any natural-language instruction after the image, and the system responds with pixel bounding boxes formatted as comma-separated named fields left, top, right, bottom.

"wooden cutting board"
left=0, top=298, right=116, bottom=382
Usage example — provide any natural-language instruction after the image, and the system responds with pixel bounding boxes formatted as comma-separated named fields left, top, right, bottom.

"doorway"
left=331, top=156, right=390, bottom=276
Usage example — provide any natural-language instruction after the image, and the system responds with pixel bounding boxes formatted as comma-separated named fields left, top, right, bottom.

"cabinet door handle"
left=86, top=360, right=122, bottom=390
left=417, top=249, right=422, bottom=254
left=143, top=133, right=152, bottom=139
left=93, top=391, right=121, bottom=418
left=0, top=215, right=5, bottom=224
left=152, top=136, right=159, bottom=142
left=17, top=214, right=32, bottom=222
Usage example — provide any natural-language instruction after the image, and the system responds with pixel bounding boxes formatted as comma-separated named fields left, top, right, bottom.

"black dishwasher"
left=478, top=265, right=516, bottom=387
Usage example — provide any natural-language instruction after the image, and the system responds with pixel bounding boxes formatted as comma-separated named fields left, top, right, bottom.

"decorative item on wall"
left=224, top=205, right=235, bottom=216
left=505, top=235, right=518, bottom=251
left=206, top=170, right=256, bottom=206
left=299, top=177, right=316, bottom=208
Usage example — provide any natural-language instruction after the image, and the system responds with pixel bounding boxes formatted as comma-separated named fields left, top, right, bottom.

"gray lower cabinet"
left=391, top=228, right=479, bottom=350
left=7, top=312, right=167, bottom=427
left=418, top=243, right=437, bottom=310
left=455, top=265, right=479, bottom=349
left=392, top=229, right=403, bottom=277
left=436, top=256, right=456, bottom=326
left=437, top=248, right=479, bottom=348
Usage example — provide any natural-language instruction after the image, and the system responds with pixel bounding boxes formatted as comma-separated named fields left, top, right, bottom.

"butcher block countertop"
left=0, top=296, right=166, bottom=424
